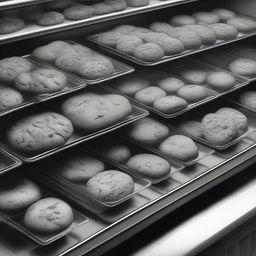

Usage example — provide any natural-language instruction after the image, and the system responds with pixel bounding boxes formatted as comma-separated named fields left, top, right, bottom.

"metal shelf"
left=0, top=0, right=54, bottom=11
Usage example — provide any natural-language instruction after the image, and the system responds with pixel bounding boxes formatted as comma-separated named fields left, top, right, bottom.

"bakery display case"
left=1, top=0, right=256, bottom=255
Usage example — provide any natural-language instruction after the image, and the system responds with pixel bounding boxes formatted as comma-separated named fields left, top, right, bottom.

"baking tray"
left=86, top=135, right=185, bottom=184
left=0, top=149, right=22, bottom=175
left=0, top=56, right=86, bottom=118
left=122, top=117, right=215, bottom=166
left=0, top=176, right=89, bottom=245
left=194, top=49, right=256, bottom=82
left=87, top=13, right=256, bottom=66
left=173, top=98, right=256, bottom=150
left=0, top=87, right=149, bottom=162
left=31, top=41, right=135, bottom=85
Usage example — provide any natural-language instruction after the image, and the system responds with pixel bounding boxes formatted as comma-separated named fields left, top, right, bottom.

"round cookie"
left=0, top=86, right=23, bottom=110
left=169, top=15, right=196, bottom=27
left=177, top=85, right=208, bottom=103
left=192, top=11, right=220, bottom=25
left=36, top=11, right=64, bottom=26
left=143, top=32, right=185, bottom=55
left=167, top=28, right=202, bottom=49
left=127, top=117, right=169, bottom=145
left=158, top=77, right=185, bottom=93
left=95, top=31, right=123, bottom=47
left=56, top=155, right=105, bottom=182
left=24, top=197, right=74, bottom=234
left=150, top=22, right=173, bottom=34
left=239, top=91, right=256, bottom=110
left=126, top=27, right=150, bottom=39
left=112, top=24, right=136, bottom=34
left=93, top=3, right=114, bottom=15
left=116, top=35, right=143, bottom=54
left=85, top=170, right=134, bottom=202
left=134, top=43, right=165, bottom=62
left=229, top=58, right=256, bottom=76
left=0, top=57, right=32, bottom=83
left=180, top=68, right=208, bottom=84
left=0, top=177, right=42, bottom=211
left=114, top=75, right=149, bottom=96
left=227, top=17, right=256, bottom=33
left=202, top=113, right=238, bottom=146
left=126, top=0, right=149, bottom=7
left=104, top=0, right=127, bottom=11
left=209, top=23, right=238, bottom=40
left=134, top=86, right=167, bottom=105
left=159, top=135, right=199, bottom=161
left=153, top=95, right=188, bottom=114
left=127, top=153, right=171, bottom=179
left=15, top=68, right=67, bottom=95
left=184, top=25, right=217, bottom=45
left=0, top=17, right=25, bottom=34
left=21, top=5, right=43, bottom=22
left=7, top=112, right=74, bottom=153
left=211, top=8, right=236, bottom=22
left=100, top=143, right=131, bottom=163
left=55, top=53, right=83, bottom=73
left=178, top=120, right=203, bottom=138
left=206, top=71, right=236, bottom=91
left=216, top=107, right=248, bottom=136
left=63, top=4, right=95, bottom=20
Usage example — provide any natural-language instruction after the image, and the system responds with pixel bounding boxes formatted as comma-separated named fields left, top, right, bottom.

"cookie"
left=21, top=5, right=43, bottom=22
left=114, top=75, right=149, bottom=96
left=229, top=58, right=256, bottom=76
left=127, top=153, right=171, bottom=179
left=24, top=198, right=74, bottom=234
left=143, top=32, right=185, bottom=55
left=209, top=23, right=238, bottom=40
left=85, top=170, right=134, bottom=202
left=206, top=71, right=236, bottom=91
left=0, top=176, right=42, bottom=211
left=36, top=11, right=65, bottom=26
left=227, top=17, right=256, bottom=33
left=63, top=4, right=95, bottom=20
left=180, top=68, right=208, bottom=84
left=184, top=25, right=217, bottom=45
left=170, top=15, right=196, bottom=27
left=177, top=85, right=208, bottom=102
left=202, top=113, right=238, bottom=145
left=126, top=27, right=150, bottom=39
left=116, top=35, right=143, bottom=54
left=158, top=77, right=185, bottom=93
left=134, top=86, right=167, bottom=105
left=0, top=86, right=23, bottom=110
left=178, top=120, right=203, bottom=138
left=104, top=0, right=127, bottom=11
left=113, top=24, right=136, bottom=34
left=153, top=95, right=188, bottom=114
left=211, top=8, right=236, bottom=22
left=150, top=22, right=173, bottom=34
left=95, top=31, right=123, bottom=47
left=7, top=112, right=74, bottom=153
left=159, top=135, right=199, bottom=161
left=56, top=155, right=105, bottom=182
left=0, top=17, right=25, bottom=34
left=0, top=57, right=32, bottom=83
left=15, top=68, right=67, bottom=95
left=127, top=117, right=169, bottom=145
left=134, top=43, right=165, bottom=62
left=192, top=11, right=220, bottom=25
left=93, top=3, right=114, bottom=15
left=167, top=28, right=202, bottom=49
left=239, top=91, right=256, bottom=110
left=216, top=107, right=248, bottom=136
left=126, top=0, right=149, bottom=7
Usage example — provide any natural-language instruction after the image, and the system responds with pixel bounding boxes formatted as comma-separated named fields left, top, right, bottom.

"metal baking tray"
left=86, top=135, right=185, bottom=184
left=0, top=176, right=89, bottom=245
left=122, top=117, right=215, bottom=166
left=87, top=13, right=256, bottom=66
left=172, top=98, right=256, bottom=150
left=0, top=149, right=22, bottom=175
left=0, top=56, right=86, bottom=118
left=31, top=41, right=134, bottom=85
left=0, top=87, right=149, bottom=162
left=0, top=0, right=198, bottom=44
left=194, top=49, right=256, bottom=82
